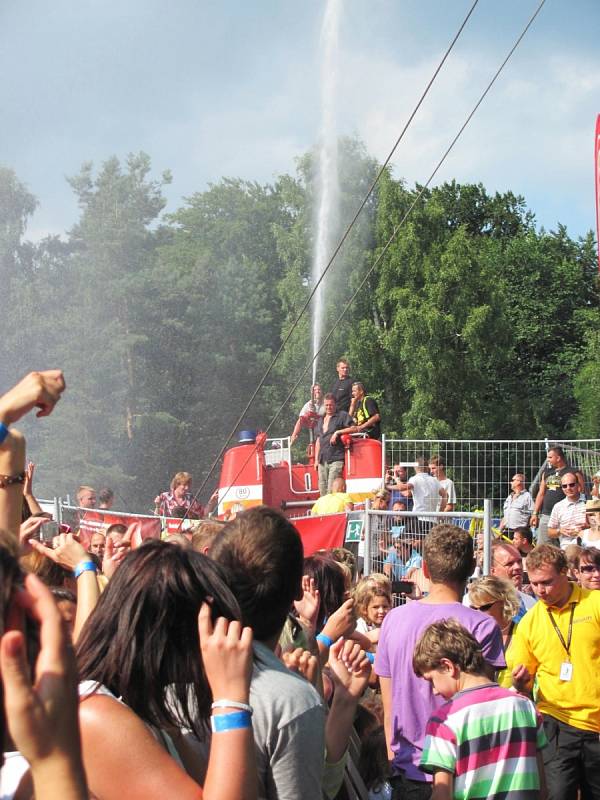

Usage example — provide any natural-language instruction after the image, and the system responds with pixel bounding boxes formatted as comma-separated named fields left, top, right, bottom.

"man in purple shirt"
left=375, top=523, right=506, bottom=800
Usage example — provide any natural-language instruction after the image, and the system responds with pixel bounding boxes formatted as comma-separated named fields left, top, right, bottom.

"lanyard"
left=547, top=602, right=577, bottom=658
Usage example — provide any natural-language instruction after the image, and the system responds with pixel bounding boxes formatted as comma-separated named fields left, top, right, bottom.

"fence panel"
left=383, top=438, right=600, bottom=516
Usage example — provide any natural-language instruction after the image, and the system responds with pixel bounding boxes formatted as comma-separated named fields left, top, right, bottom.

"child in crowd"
left=413, top=619, right=547, bottom=800
left=353, top=574, right=392, bottom=646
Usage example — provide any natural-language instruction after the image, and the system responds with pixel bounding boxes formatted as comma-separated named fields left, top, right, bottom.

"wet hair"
left=50, top=586, right=77, bottom=604
left=413, top=619, right=485, bottom=676
left=191, top=520, right=224, bottom=554
left=76, top=539, right=240, bottom=738
left=513, top=527, right=533, bottom=545
left=211, top=506, right=304, bottom=641
left=163, top=533, right=191, bottom=548
left=170, top=471, right=192, bottom=491
left=526, top=543, right=567, bottom=574
left=468, top=575, right=520, bottom=623
left=98, top=488, right=114, bottom=505
left=105, top=523, right=127, bottom=538
left=303, top=553, right=348, bottom=632
left=423, top=524, right=474, bottom=584
left=328, top=546, right=357, bottom=582
left=353, top=574, right=392, bottom=620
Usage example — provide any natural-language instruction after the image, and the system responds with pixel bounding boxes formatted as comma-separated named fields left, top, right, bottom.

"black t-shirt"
left=316, top=410, right=353, bottom=464
left=355, top=396, right=381, bottom=440
left=541, top=464, right=577, bottom=515
left=330, top=377, right=353, bottom=413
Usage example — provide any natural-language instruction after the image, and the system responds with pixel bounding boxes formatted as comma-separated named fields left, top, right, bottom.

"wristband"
left=0, top=472, right=25, bottom=489
left=366, top=652, right=375, bottom=664
left=316, top=633, right=333, bottom=648
left=210, top=710, right=252, bottom=733
left=73, top=560, right=98, bottom=579
left=0, top=422, right=8, bottom=445
left=211, top=700, right=253, bottom=714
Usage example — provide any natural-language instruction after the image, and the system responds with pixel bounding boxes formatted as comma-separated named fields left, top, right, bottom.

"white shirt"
left=548, top=495, right=587, bottom=549
left=409, top=472, right=443, bottom=520
left=437, top=477, right=456, bottom=510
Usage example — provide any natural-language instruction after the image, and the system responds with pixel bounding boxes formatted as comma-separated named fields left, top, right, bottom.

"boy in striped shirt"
left=413, top=619, right=547, bottom=800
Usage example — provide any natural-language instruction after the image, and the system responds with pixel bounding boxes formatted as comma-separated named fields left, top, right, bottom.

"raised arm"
left=1, top=574, right=88, bottom=800
left=0, top=371, right=65, bottom=536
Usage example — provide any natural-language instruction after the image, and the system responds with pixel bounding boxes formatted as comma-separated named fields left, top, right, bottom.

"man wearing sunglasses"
left=531, top=446, right=584, bottom=545
left=548, top=472, right=587, bottom=549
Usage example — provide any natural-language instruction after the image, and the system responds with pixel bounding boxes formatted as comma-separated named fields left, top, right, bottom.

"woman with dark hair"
left=303, top=553, right=348, bottom=633
left=76, top=539, right=256, bottom=800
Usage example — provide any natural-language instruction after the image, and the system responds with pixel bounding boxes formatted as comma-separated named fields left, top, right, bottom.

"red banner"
left=77, top=511, right=161, bottom=549
left=596, top=115, right=600, bottom=272
left=293, top=513, right=348, bottom=556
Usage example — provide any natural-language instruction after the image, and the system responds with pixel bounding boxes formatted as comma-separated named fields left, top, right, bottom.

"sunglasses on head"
left=471, top=600, right=497, bottom=612
left=561, top=482, right=577, bottom=488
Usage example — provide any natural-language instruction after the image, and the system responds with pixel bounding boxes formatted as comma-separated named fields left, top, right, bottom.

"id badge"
left=559, top=661, right=573, bottom=681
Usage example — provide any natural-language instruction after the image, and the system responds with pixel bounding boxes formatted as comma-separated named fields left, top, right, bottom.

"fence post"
left=364, top=499, right=372, bottom=576
left=54, top=496, right=62, bottom=526
left=483, top=498, right=492, bottom=576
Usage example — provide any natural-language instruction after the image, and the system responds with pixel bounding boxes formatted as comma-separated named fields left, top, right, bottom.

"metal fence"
left=382, top=437, right=600, bottom=517
left=362, top=502, right=492, bottom=605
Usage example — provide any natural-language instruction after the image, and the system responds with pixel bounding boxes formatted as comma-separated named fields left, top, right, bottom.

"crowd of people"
left=1, top=370, right=600, bottom=800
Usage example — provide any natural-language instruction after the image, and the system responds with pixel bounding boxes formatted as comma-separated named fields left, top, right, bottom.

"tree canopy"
left=1, top=141, right=597, bottom=510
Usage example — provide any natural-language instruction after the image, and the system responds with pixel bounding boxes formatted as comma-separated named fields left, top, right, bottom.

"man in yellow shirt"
left=507, top=544, right=600, bottom=800
left=311, top=477, right=354, bottom=516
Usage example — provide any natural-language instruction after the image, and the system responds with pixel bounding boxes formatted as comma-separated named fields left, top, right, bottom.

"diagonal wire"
left=202, top=0, right=546, bottom=515
left=186, top=0, right=483, bottom=509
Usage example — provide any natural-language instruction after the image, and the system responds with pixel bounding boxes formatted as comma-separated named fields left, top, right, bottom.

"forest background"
left=1, top=137, right=598, bottom=511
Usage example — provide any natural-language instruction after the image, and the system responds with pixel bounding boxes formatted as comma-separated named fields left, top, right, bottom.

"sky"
left=1, top=0, right=599, bottom=243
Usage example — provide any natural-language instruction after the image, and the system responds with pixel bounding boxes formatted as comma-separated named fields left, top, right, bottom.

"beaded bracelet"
left=0, top=472, right=25, bottom=489
left=211, top=710, right=253, bottom=733
left=73, top=560, right=98, bottom=579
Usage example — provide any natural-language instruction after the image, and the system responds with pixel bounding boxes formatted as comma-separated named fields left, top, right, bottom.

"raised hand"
left=19, top=516, right=46, bottom=554
left=321, top=597, right=356, bottom=642
left=198, top=602, right=253, bottom=705
left=280, top=647, right=319, bottom=687
left=0, top=370, right=65, bottom=425
left=30, top=533, right=88, bottom=572
left=293, top=575, right=320, bottom=633
left=0, top=574, right=87, bottom=799
left=328, top=637, right=371, bottom=699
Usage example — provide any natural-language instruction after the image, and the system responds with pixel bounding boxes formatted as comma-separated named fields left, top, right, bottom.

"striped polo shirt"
left=420, top=683, right=547, bottom=799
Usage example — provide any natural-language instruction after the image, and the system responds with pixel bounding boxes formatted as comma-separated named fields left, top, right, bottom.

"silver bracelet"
left=211, top=699, right=253, bottom=714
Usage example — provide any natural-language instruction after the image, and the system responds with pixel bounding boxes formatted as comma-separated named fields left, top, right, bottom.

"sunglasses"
left=579, top=564, right=600, bottom=574
left=561, top=482, right=577, bottom=488
left=471, top=600, right=498, bottom=612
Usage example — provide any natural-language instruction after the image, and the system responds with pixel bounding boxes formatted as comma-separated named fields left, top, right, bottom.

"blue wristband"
left=0, top=422, right=8, bottom=445
left=211, top=710, right=252, bottom=733
left=316, top=633, right=334, bottom=648
left=366, top=652, right=375, bottom=664
left=73, top=560, right=98, bottom=579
